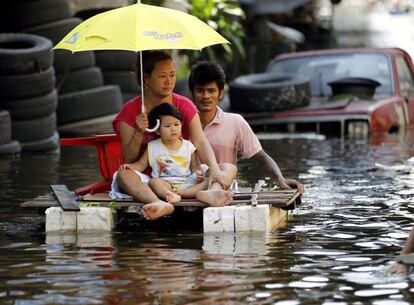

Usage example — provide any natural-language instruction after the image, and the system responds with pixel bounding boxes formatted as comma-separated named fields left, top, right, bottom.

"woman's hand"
left=209, top=167, right=230, bottom=189
left=135, top=112, right=149, bottom=134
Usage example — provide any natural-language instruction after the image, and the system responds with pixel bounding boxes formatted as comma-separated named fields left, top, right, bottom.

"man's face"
left=192, top=82, right=224, bottom=113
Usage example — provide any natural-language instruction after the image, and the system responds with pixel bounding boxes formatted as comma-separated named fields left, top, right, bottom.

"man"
left=188, top=61, right=304, bottom=195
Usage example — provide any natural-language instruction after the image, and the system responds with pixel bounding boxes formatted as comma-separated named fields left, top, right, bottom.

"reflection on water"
left=2, top=130, right=414, bottom=303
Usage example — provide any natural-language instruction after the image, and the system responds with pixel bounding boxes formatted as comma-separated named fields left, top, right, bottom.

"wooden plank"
left=79, top=189, right=298, bottom=202
left=51, top=185, right=80, bottom=211
left=20, top=200, right=59, bottom=208
left=21, top=188, right=301, bottom=210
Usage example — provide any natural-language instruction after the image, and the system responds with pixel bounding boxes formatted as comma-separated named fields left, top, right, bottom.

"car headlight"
left=347, top=121, right=369, bottom=138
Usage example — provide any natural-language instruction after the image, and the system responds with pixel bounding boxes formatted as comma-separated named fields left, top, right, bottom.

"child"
left=119, top=103, right=208, bottom=204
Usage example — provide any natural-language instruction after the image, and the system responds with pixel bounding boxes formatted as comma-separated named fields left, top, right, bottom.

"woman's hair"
left=135, top=50, right=172, bottom=85
left=188, top=61, right=226, bottom=92
left=148, top=103, right=183, bottom=127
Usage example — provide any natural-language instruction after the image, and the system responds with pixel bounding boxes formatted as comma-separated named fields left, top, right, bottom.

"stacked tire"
left=0, top=111, right=20, bottom=156
left=0, top=33, right=58, bottom=153
left=95, top=50, right=140, bottom=104
left=1, top=0, right=124, bottom=136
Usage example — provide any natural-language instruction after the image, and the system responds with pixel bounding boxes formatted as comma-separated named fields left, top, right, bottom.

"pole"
left=137, top=0, right=159, bottom=132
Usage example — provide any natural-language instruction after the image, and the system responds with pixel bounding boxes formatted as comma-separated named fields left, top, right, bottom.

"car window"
left=396, top=56, right=414, bottom=96
left=267, top=53, right=393, bottom=97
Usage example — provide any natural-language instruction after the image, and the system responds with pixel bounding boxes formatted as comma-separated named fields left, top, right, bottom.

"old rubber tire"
left=229, top=73, right=310, bottom=112
left=0, top=110, right=11, bottom=145
left=0, top=141, right=21, bottom=156
left=95, top=51, right=137, bottom=71
left=103, top=71, right=140, bottom=93
left=12, top=113, right=56, bottom=142
left=0, top=0, right=71, bottom=32
left=56, top=67, right=104, bottom=94
left=53, top=50, right=96, bottom=74
left=57, top=85, right=123, bottom=124
left=0, top=90, right=57, bottom=120
left=23, top=18, right=83, bottom=45
left=0, top=66, right=55, bottom=99
left=0, top=33, right=53, bottom=75
left=20, top=131, right=60, bottom=153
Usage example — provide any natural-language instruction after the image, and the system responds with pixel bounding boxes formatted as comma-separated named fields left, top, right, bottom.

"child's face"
left=158, top=115, right=182, bottom=142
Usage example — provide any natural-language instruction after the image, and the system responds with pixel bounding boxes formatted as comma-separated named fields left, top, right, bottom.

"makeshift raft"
left=20, top=184, right=301, bottom=233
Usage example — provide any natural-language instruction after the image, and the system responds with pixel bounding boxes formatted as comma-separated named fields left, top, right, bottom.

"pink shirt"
left=203, top=107, right=262, bottom=165
left=112, top=93, right=197, bottom=160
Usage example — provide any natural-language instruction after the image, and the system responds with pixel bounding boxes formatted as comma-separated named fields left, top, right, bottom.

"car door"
left=395, top=55, right=414, bottom=124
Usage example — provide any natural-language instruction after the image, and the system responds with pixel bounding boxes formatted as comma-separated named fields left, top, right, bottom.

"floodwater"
left=2, top=131, right=414, bottom=304
left=3, top=1, right=414, bottom=304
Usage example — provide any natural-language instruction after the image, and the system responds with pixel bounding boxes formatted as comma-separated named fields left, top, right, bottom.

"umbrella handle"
left=138, top=50, right=160, bottom=133
left=146, top=119, right=160, bottom=132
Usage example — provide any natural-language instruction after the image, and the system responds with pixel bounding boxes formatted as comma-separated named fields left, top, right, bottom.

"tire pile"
left=0, top=111, right=20, bottom=155
left=0, top=33, right=57, bottom=155
left=95, top=51, right=140, bottom=104
left=0, top=0, right=124, bottom=143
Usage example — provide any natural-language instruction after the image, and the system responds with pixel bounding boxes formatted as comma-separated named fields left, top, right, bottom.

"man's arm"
left=251, top=150, right=304, bottom=194
left=188, top=114, right=229, bottom=188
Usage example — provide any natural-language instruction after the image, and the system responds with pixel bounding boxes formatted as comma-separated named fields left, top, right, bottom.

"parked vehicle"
left=230, top=48, right=414, bottom=137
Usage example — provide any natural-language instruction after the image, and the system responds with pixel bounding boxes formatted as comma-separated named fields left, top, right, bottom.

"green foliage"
left=178, top=0, right=246, bottom=78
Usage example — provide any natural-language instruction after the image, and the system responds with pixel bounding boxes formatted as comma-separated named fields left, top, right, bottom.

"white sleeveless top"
left=148, top=138, right=196, bottom=184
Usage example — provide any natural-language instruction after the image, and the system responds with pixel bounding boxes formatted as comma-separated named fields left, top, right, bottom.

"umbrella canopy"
left=54, top=3, right=229, bottom=52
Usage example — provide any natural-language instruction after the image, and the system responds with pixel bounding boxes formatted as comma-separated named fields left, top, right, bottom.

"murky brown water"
left=2, top=130, right=414, bottom=304
left=3, top=2, right=414, bottom=304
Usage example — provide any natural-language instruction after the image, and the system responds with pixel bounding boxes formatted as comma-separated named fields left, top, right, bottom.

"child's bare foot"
left=196, top=190, right=233, bottom=207
left=142, top=201, right=174, bottom=220
left=166, top=190, right=181, bottom=204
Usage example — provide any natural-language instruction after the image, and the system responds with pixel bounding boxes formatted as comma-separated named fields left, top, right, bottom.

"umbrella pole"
left=138, top=0, right=159, bottom=132
left=140, top=50, right=145, bottom=112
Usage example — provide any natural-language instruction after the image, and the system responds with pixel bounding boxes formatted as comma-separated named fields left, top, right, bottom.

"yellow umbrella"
left=54, top=3, right=229, bottom=52
left=54, top=2, right=230, bottom=131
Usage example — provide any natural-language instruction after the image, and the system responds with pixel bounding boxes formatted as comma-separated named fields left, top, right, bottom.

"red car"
left=230, top=48, right=414, bottom=137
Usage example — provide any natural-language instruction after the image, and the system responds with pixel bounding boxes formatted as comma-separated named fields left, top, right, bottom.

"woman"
left=112, top=51, right=231, bottom=220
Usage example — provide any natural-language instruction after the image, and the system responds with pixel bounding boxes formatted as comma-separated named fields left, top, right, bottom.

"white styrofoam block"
left=235, top=205, right=289, bottom=232
left=234, top=205, right=270, bottom=232
left=203, top=206, right=235, bottom=233
left=76, top=207, right=116, bottom=231
left=45, top=207, right=77, bottom=232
